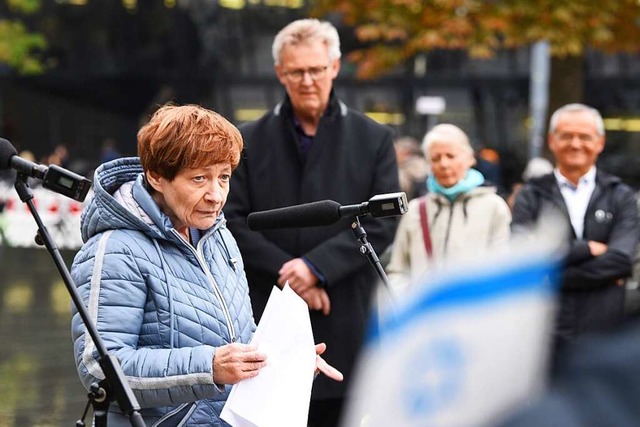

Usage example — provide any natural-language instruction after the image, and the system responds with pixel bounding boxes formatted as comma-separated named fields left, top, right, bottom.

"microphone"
left=247, top=192, right=408, bottom=231
left=0, top=137, right=92, bottom=202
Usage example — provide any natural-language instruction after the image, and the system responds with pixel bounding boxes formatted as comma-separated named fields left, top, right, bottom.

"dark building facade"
left=2, top=0, right=640, bottom=188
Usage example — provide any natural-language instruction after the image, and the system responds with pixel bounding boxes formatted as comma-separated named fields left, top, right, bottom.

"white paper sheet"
left=221, top=283, right=316, bottom=427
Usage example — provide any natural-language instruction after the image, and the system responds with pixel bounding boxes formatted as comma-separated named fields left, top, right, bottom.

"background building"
left=2, top=0, right=640, bottom=188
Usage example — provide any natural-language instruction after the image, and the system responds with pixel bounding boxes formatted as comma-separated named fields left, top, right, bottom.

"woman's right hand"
left=213, top=343, right=267, bottom=385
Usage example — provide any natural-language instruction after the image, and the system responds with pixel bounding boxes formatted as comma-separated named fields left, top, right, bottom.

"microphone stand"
left=12, top=173, right=146, bottom=427
left=350, top=215, right=390, bottom=289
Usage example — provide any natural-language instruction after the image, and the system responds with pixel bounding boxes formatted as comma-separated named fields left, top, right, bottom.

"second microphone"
left=246, top=192, right=408, bottom=231
left=247, top=200, right=342, bottom=231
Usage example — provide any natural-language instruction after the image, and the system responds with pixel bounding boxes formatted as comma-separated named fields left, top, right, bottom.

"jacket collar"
left=526, top=169, right=621, bottom=219
left=273, top=89, right=347, bottom=119
left=530, top=169, right=620, bottom=193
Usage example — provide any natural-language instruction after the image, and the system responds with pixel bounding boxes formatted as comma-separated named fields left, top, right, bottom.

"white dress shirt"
left=554, top=167, right=597, bottom=239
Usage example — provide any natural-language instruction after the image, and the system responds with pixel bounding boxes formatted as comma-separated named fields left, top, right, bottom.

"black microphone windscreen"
left=247, top=200, right=342, bottom=231
left=0, top=138, right=17, bottom=170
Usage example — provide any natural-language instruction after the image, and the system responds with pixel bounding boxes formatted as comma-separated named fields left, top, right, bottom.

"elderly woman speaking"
left=386, top=124, right=512, bottom=293
left=70, top=104, right=341, bottom=426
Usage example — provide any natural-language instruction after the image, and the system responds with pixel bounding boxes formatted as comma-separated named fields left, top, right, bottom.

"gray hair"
left=422, top=124, right=474, bottom=162
left=272, top=19, right=342, bottom=65
left=549, top=103, right=605, bottom=136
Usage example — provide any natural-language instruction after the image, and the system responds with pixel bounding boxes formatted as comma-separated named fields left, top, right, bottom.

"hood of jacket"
left=80, top=157, right=223, bottom=243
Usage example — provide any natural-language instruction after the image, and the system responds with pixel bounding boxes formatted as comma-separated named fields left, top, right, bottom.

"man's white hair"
left=549, top=103, right=605, bottom=136
left=272, top=19, right=341, bottom=65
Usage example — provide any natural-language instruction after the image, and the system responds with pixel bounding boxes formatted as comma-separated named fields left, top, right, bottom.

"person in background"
left=506, top=156, right=554, bottom=211
left=511, top=103, right=639, bottom=372
left=475, top=146, right=504, bottom=194
left=99, top=137, right=122, bottom=164
left=70, top=104, right=341, bottom=427
left=628, top=192, right=640, bottom=314
left=46, top=143, right=70, bottom=167
left=394, top=135, right=430, bottom=201
left=386, top=124, right=512, bottom=293
left=224, top=19, right=399, bottom=427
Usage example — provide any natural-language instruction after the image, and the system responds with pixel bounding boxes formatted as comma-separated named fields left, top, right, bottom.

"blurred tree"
left=0, top=0, right=46, bottom=74
left=311, top=0, right=640, bottom=108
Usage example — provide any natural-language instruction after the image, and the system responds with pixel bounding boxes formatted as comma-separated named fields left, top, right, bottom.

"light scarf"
left=427, top=168, right=485, bottom=202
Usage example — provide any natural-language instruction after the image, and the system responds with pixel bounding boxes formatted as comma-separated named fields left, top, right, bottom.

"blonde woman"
left=387, top=124, right=512, bottom=293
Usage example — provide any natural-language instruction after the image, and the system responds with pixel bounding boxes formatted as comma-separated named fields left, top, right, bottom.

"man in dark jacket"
left=512, top=103, right=639, bottom=369
left=224, top=19, right=399, bottom=427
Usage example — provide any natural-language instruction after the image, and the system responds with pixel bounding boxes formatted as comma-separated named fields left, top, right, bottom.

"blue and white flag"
left=342, top=248, right=561, bottom=427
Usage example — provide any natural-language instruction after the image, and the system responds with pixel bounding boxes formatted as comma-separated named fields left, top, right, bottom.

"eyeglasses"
left=554, top=132, right=597, bottom=143
left=283, top=66, right=329, bottom=83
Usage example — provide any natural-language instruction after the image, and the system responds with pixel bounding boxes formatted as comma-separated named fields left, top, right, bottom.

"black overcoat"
left=225, top=93, right=400, bottom=399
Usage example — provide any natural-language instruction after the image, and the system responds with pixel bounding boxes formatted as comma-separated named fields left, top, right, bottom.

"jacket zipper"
left=171, top=229, right=237, bottom=343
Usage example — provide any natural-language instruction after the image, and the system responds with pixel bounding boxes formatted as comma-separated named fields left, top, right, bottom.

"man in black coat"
left=512, top=103, right=639, bottom=370
left=224, top=19, right=399, bottom=427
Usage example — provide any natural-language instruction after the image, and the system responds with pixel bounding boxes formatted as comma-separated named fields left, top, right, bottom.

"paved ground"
left=0, top=246, right=86, bottom=427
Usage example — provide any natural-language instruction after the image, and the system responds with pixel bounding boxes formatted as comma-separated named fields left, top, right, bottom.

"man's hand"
left=212, top=343, right=267, bottom=385
left=588, top=241, right=608, bottom=257
left=278, top=258, right=318, bottom=294
left=300, top=286, right=331, bottom=315
left=314, top=343, right=343, bottom=382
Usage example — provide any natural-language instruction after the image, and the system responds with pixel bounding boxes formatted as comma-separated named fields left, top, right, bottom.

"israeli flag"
left=342, top=249, right=560, bottom=427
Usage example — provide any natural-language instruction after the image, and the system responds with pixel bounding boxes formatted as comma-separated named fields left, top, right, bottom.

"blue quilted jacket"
left=70, top=157, right=256, bottom=426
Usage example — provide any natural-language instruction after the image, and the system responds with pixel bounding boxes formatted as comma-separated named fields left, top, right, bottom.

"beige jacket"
left=386, top=187, right=512, bottom=293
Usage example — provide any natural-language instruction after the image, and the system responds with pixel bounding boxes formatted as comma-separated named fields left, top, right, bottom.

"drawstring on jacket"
left=431, top=193, right=473, bottom=257
left=462, top=197, right=470, bottom=222
left=216, top=229, right=238, bottom=272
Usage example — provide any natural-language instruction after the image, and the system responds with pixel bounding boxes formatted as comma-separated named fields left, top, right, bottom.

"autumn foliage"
left=311, top=0, right=640, bottom=79
left=0, top=0, right=46, bottom=74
